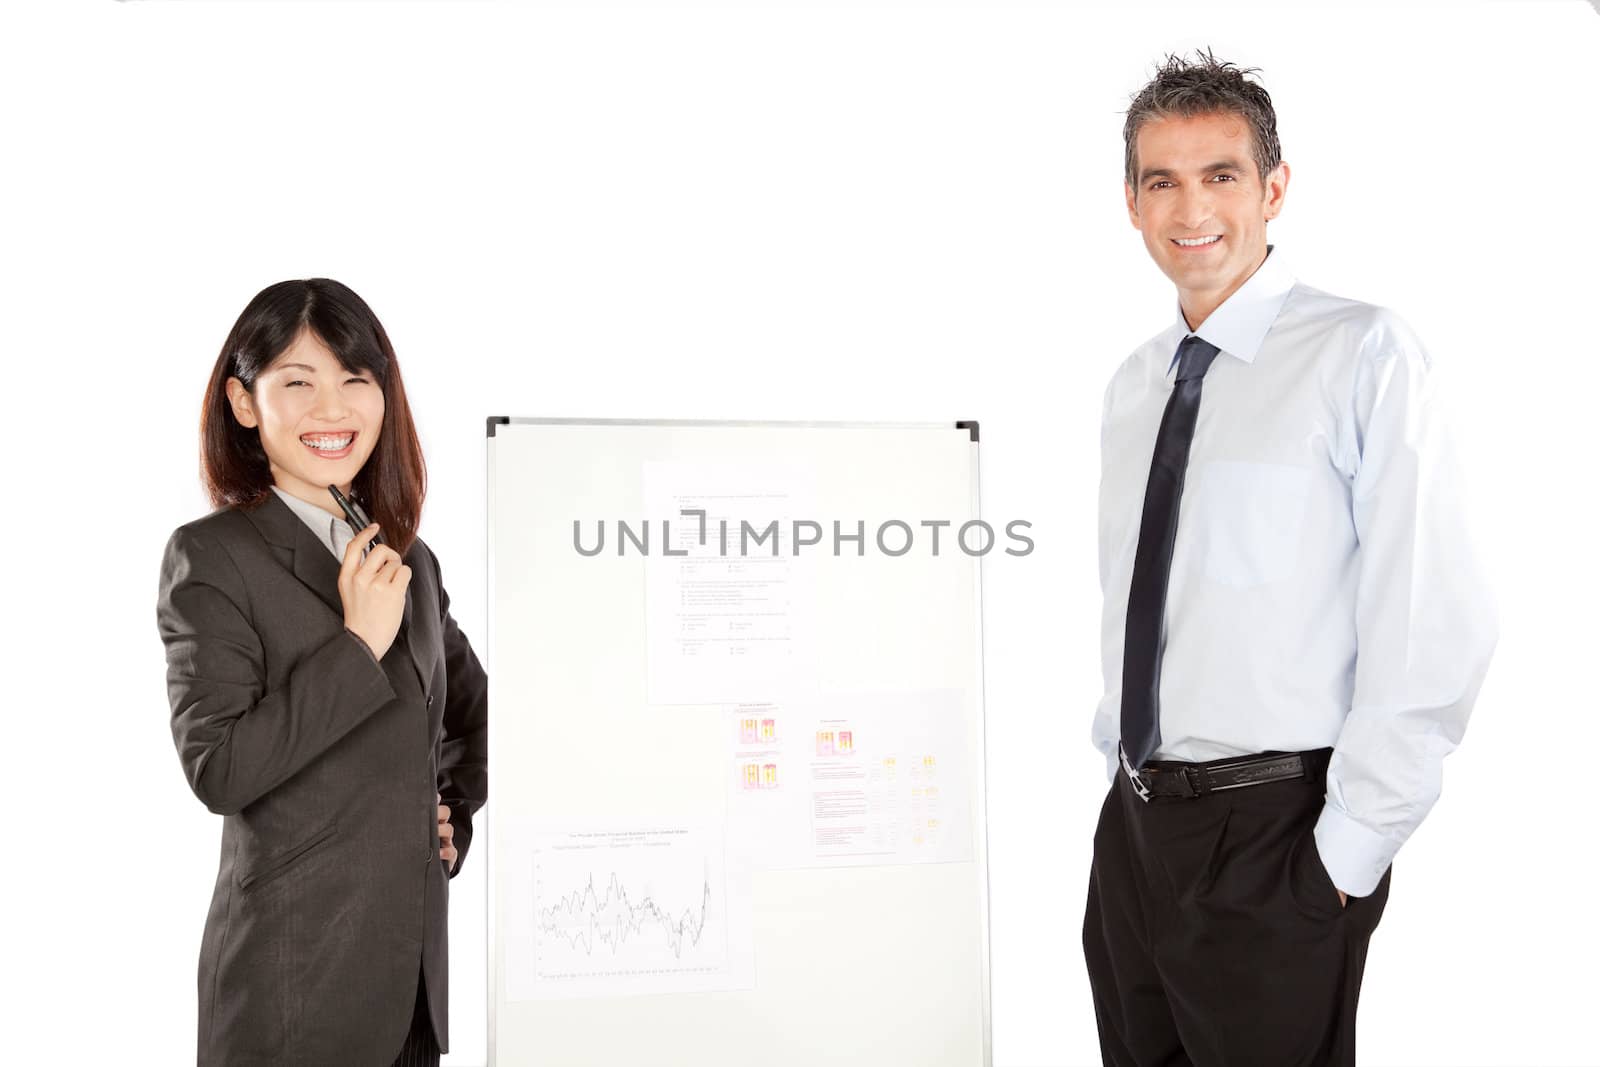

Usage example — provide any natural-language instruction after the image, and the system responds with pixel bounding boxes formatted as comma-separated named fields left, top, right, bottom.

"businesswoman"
left=156, top=279, right=488, bottom=1066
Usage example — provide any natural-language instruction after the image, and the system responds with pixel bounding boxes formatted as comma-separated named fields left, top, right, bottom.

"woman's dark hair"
left=199, top=278, right=427, bottom=558
left=1122, top=47, right=1282, bottom=193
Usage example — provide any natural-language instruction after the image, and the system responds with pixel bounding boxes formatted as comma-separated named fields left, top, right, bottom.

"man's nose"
left=1177, top=186, right=1216, bottom=230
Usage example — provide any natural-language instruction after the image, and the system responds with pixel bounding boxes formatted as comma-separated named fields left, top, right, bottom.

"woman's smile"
left=300, top=430, right=357, bottom=458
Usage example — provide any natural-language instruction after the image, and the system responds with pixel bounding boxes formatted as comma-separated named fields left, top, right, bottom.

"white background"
left=3, top=2, right=1594, bottom=1065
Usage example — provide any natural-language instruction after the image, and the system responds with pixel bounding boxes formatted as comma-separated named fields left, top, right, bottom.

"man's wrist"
left=1312, top=802, right=1398, bottom=897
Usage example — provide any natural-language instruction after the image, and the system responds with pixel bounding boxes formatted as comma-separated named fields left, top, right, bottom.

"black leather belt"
left=1119, top=745, right=1330, bottom=802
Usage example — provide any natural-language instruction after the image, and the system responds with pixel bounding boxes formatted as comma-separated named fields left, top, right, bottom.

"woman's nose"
left=311, top=399, right=351, bottom=421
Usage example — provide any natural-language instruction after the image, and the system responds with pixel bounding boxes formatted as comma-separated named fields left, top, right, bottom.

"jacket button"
left=427, top=694, right=434, bottom=708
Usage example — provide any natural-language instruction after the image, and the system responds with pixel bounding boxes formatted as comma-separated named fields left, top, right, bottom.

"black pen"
left=328, top=484, right=384, bottom=546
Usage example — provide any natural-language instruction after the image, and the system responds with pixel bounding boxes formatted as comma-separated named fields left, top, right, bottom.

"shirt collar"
left=270, top=484, right=351, bottom=559
left=1164, top=243, right=1296, bottom=376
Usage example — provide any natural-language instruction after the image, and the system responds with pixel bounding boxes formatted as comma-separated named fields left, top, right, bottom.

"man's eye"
left=1149, top=175, right=1235, bottom=189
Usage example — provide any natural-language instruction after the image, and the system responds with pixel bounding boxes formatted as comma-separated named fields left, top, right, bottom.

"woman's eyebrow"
left=275, top=362, right=369, bottom=375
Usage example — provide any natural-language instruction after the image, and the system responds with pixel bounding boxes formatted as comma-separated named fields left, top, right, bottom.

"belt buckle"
left=1119, top=746, right=1153, bottom=803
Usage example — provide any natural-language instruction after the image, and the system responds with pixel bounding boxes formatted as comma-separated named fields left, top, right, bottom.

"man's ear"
left=1263, top=161, right=1290, bottom=222
left=1125, top=181, right=1141, bottom=230
left=225, top=377, right=258, bottom=429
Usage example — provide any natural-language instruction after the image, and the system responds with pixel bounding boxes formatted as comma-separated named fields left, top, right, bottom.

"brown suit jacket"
left=156, top=489, right=488, bottom=1066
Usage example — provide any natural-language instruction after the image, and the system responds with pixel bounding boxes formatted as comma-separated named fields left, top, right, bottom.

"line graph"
left=537, top=867, right=712, bottom=964
left=530, top=827, right=732, bottom=984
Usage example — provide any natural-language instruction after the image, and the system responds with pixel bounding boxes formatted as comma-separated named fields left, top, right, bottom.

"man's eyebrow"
left=1137, top=160, right=1247, bottom=184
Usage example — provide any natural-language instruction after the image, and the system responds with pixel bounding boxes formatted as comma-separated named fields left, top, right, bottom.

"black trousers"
left=388, top=963, right=440, bottom=1067
left=1082, top=748, right=1391, bottom=1067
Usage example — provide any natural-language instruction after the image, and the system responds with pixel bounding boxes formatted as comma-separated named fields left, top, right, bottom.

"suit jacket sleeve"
left=157, top=524, right=398, bottom=816
left=427, top=543, right=489, bottom=880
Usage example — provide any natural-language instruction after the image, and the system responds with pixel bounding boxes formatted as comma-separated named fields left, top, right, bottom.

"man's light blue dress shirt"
left=1091, top=244, right=1499, bottom=898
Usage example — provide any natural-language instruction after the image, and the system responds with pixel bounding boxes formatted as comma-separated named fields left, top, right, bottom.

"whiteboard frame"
left=483, top=416, right=992, bottom=1067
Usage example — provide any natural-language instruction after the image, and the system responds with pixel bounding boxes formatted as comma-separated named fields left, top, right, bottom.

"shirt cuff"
left=1312, top=801, right=1399, bottom=897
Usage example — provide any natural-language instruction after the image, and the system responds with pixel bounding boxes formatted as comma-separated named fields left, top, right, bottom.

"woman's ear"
left=225, top=376, right=258, bottom=429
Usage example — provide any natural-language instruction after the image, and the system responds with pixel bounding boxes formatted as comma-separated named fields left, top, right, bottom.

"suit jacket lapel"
left=243, top=490, right=425, bottom=694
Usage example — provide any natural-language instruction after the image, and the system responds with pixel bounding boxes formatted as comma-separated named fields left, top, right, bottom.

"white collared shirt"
left=270, top=484, right=359, bottom=562
left=1091, top=244, right=1498, bottom=897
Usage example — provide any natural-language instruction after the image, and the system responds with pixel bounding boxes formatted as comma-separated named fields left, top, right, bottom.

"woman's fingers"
left=341, top=525, right=392, bottom=581
left=437, top=800, right=457, bottom=869
left=341, top=523, right=382, bottom=572
left=337, top=524, right=409, bottom=587
left=359, top=543, right=399, bottom=579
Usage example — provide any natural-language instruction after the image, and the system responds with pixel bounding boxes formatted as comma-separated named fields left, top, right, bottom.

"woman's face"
left=225, top=329, right=385, bottom=514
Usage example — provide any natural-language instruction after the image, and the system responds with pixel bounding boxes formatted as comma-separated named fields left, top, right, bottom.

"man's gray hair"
left=1123, top=47, right=1282, bottom=192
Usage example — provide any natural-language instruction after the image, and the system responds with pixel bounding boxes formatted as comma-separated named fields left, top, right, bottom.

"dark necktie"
left=1120, top=334, right=1221, bottom=770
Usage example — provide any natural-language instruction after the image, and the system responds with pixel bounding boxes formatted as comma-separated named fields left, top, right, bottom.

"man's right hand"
left=339, top=523, right=411, bottom=660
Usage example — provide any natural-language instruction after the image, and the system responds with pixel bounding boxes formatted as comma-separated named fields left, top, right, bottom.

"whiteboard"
left=484, top=418, right=991, bottom=1067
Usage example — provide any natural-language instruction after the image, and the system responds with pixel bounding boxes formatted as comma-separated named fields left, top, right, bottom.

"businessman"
left=1082, top=49, right=1497, bottom=1066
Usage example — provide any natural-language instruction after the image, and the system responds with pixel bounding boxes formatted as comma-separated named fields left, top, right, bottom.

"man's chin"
left=1158, top=255, right=1230, bottom=290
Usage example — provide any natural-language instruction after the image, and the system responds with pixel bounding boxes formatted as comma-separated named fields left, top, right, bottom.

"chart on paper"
left=503, top=824, right=755, bottom=1001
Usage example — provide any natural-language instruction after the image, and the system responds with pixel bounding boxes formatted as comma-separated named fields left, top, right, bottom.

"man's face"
left=1124, top=110, right=1288, bottom=318
left=225, top=328, right=386, bottom=512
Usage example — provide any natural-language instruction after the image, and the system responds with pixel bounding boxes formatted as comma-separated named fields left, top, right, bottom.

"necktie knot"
left=1175, top=335, right=1221, bottom=382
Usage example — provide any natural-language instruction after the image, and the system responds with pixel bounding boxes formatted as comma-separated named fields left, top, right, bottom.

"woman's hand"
left=437, top=791, right=457, bottom=872
left=339, top=523, right=411, bottom=660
